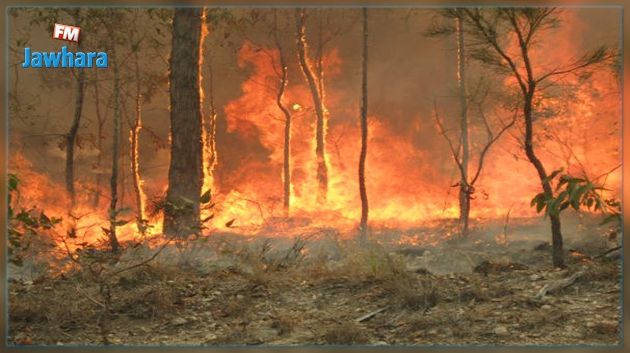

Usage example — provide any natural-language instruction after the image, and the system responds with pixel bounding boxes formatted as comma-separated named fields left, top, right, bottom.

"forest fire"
left=6, top=6, right=622, bottom=347
left=8, top=9, right=620, bottom=248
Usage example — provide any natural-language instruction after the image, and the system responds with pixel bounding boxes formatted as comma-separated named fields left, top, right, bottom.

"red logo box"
left=52, top=23, right=80, bottom=43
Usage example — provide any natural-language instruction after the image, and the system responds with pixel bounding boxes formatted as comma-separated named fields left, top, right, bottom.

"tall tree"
left=97, top=10, right=122, bottom=253
left=163, top=8, right=204, bottom=237
left=427, top=9, right=516, bottom=236
left=462, top=8, right=614, bottom=267
left=358, top=8, right=369, bottom=240
left=65, top=9, right=86, bottom=207
left=91, top=69, right=108, bottom=208
left=454, top=11, right=470, bottom=235
left=130, top=22, right=148, bottom=235
left=273, top=11, right=293, bottom=217
left=296, top=8, right=328, bottom=204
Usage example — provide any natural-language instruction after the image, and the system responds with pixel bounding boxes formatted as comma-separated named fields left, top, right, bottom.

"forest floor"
left=8, top=215, right=622, bottom=346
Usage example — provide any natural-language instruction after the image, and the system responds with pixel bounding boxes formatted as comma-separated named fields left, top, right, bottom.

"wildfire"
left=8, top=9, right=620, bottom=252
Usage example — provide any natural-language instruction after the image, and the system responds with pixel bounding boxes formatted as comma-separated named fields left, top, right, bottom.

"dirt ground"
left=7, top=216, right=622, bottom=346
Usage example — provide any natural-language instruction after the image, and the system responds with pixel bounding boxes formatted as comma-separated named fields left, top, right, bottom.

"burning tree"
left=358, top=8, right=369, bottom=240
left=271, top=10, right=294, bottom=217
left=163, top=8, right=204, bottom=237
left=461, top=8, right=616, bottom=267
left=296, top=8, right=329, bottom=205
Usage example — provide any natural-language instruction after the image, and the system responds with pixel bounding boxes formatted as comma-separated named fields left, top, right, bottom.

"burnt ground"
left=7, top=215, right=622, bottom=346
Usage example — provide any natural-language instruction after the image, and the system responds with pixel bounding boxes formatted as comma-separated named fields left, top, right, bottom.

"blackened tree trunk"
left=92, top=69, right=105, bottom=208
left=296, top=8, right=328, bottom=204
left=108, top=31, right=121, bottom=253
left=65, top=9, right=85, bottom=207
left=163, top=8, right=203, bottom=237
left=358, top=8, right=369, bottom=240
left=455, top=13, right=470, bottom=235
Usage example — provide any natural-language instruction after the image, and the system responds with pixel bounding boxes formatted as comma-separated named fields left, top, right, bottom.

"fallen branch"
left=594, top=246, right=621, bottom=259
left=533, top=271, right=584, bottom=301
left=355, top=306, right=388, bottom=323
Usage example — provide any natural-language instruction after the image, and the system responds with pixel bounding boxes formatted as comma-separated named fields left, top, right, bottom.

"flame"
left=199, top=8, right=217, bottom=208
left=9, top=9, right=620, bottom=252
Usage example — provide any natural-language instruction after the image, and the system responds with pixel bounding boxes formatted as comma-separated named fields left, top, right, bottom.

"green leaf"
left=530, top=193, right=545, bottom=207
left=544, top=168, right=563, bottom=184
left=556, top=190, right=568, bottom=203
left=8, top=174, right=19, bottom=191
left=536, top=200, right=547, bottom=213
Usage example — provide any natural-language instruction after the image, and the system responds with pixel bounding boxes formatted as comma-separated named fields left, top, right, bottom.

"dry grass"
left=270, top=312, right=295, bottom=336
left=117, top=282, right=177, bottom=319
left=322, top=322, right=369, bottom=344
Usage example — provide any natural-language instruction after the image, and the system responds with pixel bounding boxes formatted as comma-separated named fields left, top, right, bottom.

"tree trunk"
left=455, top=13, right=470, bottom=235
left=296, top=8, right=328, bottom=204
left=65, top=10, right=85, bottom=207
left=108, top=34, right=121, bottom=253
left=524, top=89, right=564, bottom=267
left=275, top=11, right=292, bottom=217
left=358, top=8, right=369, bottom=240
left=163, top=8, right=203, bottom=237
left=203, top=54, right=218, bottom=189
left=130, top=49, right=147, bottom=234
left=92, top=69, right=105, bottom=208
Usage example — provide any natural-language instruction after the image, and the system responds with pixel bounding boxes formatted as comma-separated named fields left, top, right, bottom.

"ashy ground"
left=8, top=215, right=622, bottom=346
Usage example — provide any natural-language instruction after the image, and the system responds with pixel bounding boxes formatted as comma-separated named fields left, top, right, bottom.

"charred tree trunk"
left=358, top=8, right=369, bottom=240
left=108, top=35, right=121, bottom=253
left=455, top=13, right=470, bottom=235
left=130, top=49, right=147, bottom=234
left=275, top=11, right=292, bottom=217
left=92, top=69, right=105, bottom=208
left=65, top=10, right=85, bottom=207
left=296, top=8, right=328, bottom=204
left=163, top=8, right=203, bottom=237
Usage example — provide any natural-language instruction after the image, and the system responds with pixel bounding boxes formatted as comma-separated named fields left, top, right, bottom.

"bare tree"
left=271, top=11, right=293, bottom=217
left=296, top=8, right=328, bottom=204
left=100, top=10, right=122, bottom=253
left=358, top=8, right=369, bottom=240
left=65, top=9, right=86, bottom=207
left=130, top=22, right=148, bottom=235
left=434, top=92, right=517, bottom=233
left=91, top=69, right=108, bottom=208
left=462, top=8, right=615, bottom=267
left=454, top=12, right=470, bottom=234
